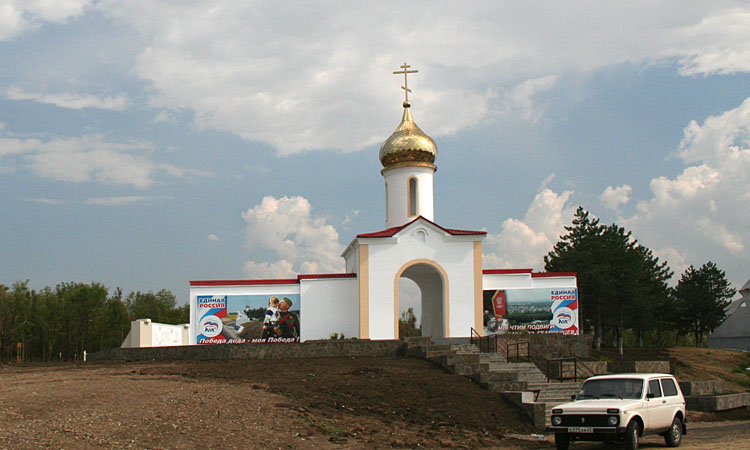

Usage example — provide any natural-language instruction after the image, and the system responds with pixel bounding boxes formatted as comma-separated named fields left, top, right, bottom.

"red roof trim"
left=483, top=269, right=533, bottom=275
left=357, top=224, right=405, bottom=238
left=357, top=215, right=486, bottom=238
left=190, top=274, right=358, bottom=286
left=531, top=272, right=577, bottom=278
left=297, top=273, right=357, bottom=280
left=444, top=228, right=488, bottom=235
left=189, top=279, right=299, bottom=286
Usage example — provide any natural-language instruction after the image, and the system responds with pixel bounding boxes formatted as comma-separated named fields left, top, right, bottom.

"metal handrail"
left=469, top=330, right=596, bottom=382
left=546, top=356, right=597, bottom=382
left=469, top=328, right=499, bottom=353
left=506, top=341, right=530, bottom=362
left=470, top=327, right=480, bottom=345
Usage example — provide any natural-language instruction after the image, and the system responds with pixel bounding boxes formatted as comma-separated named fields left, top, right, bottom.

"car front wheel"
left=665, top=416, right=683, bottom=447
left=554, top=433, right=570, bottom=450
left=624, top=420, right=640, bottom=450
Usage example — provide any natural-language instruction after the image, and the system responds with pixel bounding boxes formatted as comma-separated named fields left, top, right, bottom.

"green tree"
left=56, top=282, right=110, bottom=359
left=91, top=288, right=131, bottom=351
left=27, top=286, right=63, bottom=360
left=399, top=307, right=421, bottom=337
left=673, top=262, right=736, bottom=346
left=0, top=282, right=33, bottom=360
left=126, top=289, right=188, bottom=324
left=629, top=248, right=677, bottom=348
left=545, top=207, right=672, bottom=354
left=0, top=280, right=183, bottom=361
left=545, top=207, right=607, bottom=348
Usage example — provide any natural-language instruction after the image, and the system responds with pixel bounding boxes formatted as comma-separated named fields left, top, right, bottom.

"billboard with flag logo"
left=195, top=294, right=301, bottom=344
left=482, top=288, right=578, bottom=335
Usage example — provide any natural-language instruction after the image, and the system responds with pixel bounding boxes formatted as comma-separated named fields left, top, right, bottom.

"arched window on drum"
left=408, top=177, right=418, bottom=217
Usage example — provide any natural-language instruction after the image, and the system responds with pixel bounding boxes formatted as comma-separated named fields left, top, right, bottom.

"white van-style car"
left=546, top=373, right=687, bottom=450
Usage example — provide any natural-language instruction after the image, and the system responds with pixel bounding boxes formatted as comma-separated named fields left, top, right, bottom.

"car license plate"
left=569, top=427, right=594, bottom=433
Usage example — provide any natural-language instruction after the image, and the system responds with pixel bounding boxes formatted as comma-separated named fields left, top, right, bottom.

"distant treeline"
left=0, top=281, right=188, bottom=361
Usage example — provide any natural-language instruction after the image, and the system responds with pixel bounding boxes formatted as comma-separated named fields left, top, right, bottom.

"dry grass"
left=668, top=347, right=750, bottom=393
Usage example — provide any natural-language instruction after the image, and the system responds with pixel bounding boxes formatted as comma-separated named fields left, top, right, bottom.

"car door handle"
left=662, top=400, right=666, bottom=404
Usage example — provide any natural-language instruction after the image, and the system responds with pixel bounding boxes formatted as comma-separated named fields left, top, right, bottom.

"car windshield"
left=576, top=378, right=643, bottom=400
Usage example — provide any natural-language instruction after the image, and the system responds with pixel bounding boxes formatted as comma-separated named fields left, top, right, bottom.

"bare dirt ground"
left=0, top=358, right=534, bottom=449
left=0, top=355, right=748, bottom=449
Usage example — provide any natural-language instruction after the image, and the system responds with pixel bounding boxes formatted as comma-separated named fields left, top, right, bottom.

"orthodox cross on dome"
left=393, top=62, right=418, bottom=104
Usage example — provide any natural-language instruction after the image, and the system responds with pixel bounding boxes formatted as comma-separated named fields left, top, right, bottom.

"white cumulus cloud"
left=600, top=185, right=632, bottom=211
left=502, top=75, right=557, bottom=123
left=241, top=195, right=344, bottom=278
left=242, top=260, right=296, bottom=280
left=0, top=130, right=202, bottom=188
left=621, top=96, right=750, bottom=282
left=484, top=186, right=576, bottom=270
left=90, top=2, right=750, bottom=155
left=666, top=9, right=750, bottom=76
left=0, top=0, right=91, bottom=40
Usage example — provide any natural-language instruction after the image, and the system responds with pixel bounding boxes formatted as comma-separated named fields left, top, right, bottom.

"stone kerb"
left=88, top=340, right=406, bottom=361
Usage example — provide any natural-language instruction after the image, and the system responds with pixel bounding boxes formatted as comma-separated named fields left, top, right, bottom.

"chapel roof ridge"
left=356, top=215, right=486, bottom=238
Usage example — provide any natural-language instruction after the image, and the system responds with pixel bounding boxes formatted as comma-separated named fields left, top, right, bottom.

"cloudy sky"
left=2, top=1, right=749, bottom=305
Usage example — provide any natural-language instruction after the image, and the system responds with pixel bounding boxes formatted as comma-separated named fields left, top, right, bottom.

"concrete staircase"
left=404, top=337, right=582, bottom=429
left=534, top=382, right=583, bottom=427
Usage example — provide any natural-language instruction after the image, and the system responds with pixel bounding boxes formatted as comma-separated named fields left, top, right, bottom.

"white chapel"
left=189, top=65, right=579, bottom=345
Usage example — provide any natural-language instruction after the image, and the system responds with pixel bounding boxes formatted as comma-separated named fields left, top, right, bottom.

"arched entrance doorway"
left=395, top=260, right=448, bottom=339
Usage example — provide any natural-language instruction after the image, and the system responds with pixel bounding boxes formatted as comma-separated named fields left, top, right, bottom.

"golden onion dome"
left=379, top=101, right=437, bottom=169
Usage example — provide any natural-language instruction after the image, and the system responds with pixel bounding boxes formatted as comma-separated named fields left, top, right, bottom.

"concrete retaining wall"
left=686, top=393, right=750, bottom=411
left=89, top=339, right=406, bottom=361
left=555, top=360, right=608, bottom=378
left=494, top=334, right=593, bottom=360
left=679, top=380, right=724, bottom=396
left=608, top=360, right=671, bottom=374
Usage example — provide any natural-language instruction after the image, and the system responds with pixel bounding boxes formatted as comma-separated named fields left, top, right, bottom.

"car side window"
left=661, top=378, right=679, bottom=397
left=648, top=379, right=662, bottom=397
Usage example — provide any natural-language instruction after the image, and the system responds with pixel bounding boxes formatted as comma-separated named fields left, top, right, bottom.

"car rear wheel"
left=665, top=416, right=683, bottom=447
left=554, top=433, right=570, bottom=450
left=624, top=420, right=640, bottom=450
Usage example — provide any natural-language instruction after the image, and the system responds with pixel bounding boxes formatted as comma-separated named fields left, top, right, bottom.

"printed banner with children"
left=195, top=294, right=301, bottom=344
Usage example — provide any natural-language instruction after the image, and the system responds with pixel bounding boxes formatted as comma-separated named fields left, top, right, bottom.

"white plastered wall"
left=299, top=278, right=358, bottom=341
left=482, top=273, right=577, bottom=290
left=383, top=165, right=435, bottom=228
left=121, top=319, right=190, bottom=347
left=529, top=276, right=577, bottom=289
left=343, top=243, right=358, bottom=273
left=362, top=221, right=481, bottom=340
left=153, top=322, right=189, bottom=346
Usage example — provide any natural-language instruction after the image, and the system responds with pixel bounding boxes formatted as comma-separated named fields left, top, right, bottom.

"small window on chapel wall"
left=408, top=177, right=418, bottom=216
